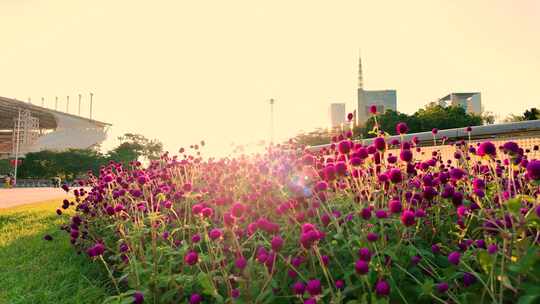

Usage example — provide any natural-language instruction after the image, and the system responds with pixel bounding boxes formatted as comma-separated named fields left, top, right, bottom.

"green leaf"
left=419, top=279, right=434, bottom=297
left=477, top=251, right=493, bottom=273
left=506, top=198, right=521, bottom=215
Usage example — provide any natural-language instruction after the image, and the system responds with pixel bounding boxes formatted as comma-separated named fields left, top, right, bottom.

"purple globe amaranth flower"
left=431, top=128, right=438, bottom=135
left=375, top=209, right=388, bottom=219
left=448, top=251, right=461, bottom=265
left=358, top=247, right=372, bottom=261
left=355, top=259, right=369, bottom=274
left=432, top=244, right=441, bottom=254
left=209, top=228, right=222, bottom=240
left=373, top=137, right=386, bottom=151
left=338, top=140, right=351, bottom=154
left=367, top=232, right=378, bottom=242
left=396, top=122, right=409, bottom=134
left=401, top=210, right=416, bottom=227
left=304, top=298, right=317, bottom=304
left=526, top=160, right=540, bottom=180
left=189, top=293, right=202, bottom=304
left=462, top=272, right=477, bottom=287
left=235, top=256, right=247, bottom=269
left=388, top=168, right=402, bottom=183
left=389, top=199, right=402, bottom=214
left=436, top=282, right=449, bottom=293
left=375, top=279, right=391, bottom=296
left=335, top=280, right=345, bottom=290
left=536, top=205, right=540, bottom=218
left=360, top=207, right=372, bottom=220
left=449, top=168, right=465, bottom=180
left=487, top=243, right=498, bottom=255
left=306, top=279, right=322, bottom=296
left=400, top=149, right=413, bottom=162
left=184, top=250, right=198, bottom=265
left=292, top=281, right=306, bottom=295
left=369, top=105, right=378, bottom=114
left=133, top=291, right=144, bottom=304
left=477, top=141, right=497, bottom=157
left=271, top=235, right=284, bottom=251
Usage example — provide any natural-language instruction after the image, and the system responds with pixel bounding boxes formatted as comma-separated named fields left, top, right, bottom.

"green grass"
left=0, top=200, right=111, bottom=304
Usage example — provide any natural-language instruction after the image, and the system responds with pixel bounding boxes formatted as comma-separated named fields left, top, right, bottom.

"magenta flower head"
left=396, top=122, right=409, bottom=135
left=358, top=247, right=372, bottom=261
left=271, top=235, right=284, bottom=251
left=436, top=282, right=449, bottom=293
left=231, top=202, right=246, bottom=218
left=477, top=141, right=497, bottom=158
left=431, top=128, right=438, bottom=135
left=367, top=232, right=378, bottom=242
left=355, top=259, right=369, bottom=274
left=306, top=279, right=322, bottom=296
left=347, top=112, right=354, bottom=121
left=388, top=169, right=402, bottom=183
left=373, top=137, right=386, bottom=151
left=184, top=250, right=198, bottom=265
left=448, top=251, right=461, bottom=265
left=338, top=140, right=351, bottom=154
left=375, top=279, right=391, bottom=296
left=292, top=281, right=306, bottom=295
left=400, top=149, right=413, bottom=162
left=369, top=105, right=378, bottom=115
left=209, top=228, right=222, bottom=240
left=462, top=272, right=477, bottom=287
left=389, top=199, right=402, bottom=214
left=235, top=256, right=247, bottom=269
left=133, top=291, right=144, bottom=304
left=335, top=280, right=345, bottom=290
left=189, top=293, right=202, bottom=304
left=487, top=244, right=498, bottom=255
left=401, top=210, right=416, bottom=227
left=526, top=160, right=540, bottom=180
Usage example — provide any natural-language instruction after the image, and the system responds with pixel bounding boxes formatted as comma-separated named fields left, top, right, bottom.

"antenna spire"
left=358, top=50, right=364, bottom=89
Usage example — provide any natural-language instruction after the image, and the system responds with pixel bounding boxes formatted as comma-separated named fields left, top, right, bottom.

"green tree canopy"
left=108, top=133, right=163, bottom=164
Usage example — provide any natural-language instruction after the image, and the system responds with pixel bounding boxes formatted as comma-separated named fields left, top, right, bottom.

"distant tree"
left=289, top=128, right=332, bottom=146
left=523, top=107, right=539, bottom=120
left=481, top=111, right=496, bottom=125
left=17, top=149, right=106, bottom=180
left=108, top=133, right=163, bottom=164
left=503, top=114, right=525, bottom=123
left=360, top=104, right=482, bottom=138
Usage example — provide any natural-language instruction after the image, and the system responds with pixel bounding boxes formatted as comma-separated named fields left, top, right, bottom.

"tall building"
left=357, top=56, right=397, bottom=125
left=328, top=103, right=346, bottom=128
left=438, top=92, right=482, bottom=115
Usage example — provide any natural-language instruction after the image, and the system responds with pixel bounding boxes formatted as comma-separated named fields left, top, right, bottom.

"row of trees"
left=15, top=133, right=163, bottom=180
left=290, top=105, right=539, bottom=146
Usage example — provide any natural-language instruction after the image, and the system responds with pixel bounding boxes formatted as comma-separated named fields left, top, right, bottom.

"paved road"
left=0, top=188, right=70, bottom=209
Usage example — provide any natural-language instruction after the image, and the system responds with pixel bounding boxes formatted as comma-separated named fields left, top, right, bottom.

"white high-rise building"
left=438, top=92, right=482, bottom=115
left=356, top=56, right=397, bottom=125
left=329, top=103, right=346, bottom=128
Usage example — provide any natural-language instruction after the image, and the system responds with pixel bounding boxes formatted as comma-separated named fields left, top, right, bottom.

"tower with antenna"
left=356, top=52, right=397, bottom=125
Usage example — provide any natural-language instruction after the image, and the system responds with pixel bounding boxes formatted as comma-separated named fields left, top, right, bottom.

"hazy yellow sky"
left=1, top=0, right=539, bottom=156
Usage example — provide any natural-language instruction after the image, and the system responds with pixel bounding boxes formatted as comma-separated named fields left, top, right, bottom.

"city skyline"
left=1, top=0, right=539, bottom=157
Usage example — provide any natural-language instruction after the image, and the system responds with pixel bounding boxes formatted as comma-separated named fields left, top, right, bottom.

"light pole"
left=13, top=109, right=21, bottom=186
left=78, top=94, right=82, bottom=116
left=89, top=92, right=94, bottom=119
left=269, top=98, right=275, bottom=144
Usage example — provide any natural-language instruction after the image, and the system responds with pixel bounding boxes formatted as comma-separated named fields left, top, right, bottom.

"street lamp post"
left=269, top=98, right=275, bottom=144
left=13, top=109, right=21, bottom=186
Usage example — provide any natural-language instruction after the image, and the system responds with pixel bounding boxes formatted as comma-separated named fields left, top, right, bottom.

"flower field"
left=58, top=121, right=540, bottom=304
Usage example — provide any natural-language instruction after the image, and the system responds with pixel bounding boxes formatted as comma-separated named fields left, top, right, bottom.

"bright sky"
left=1, top=0, right=539, bottom=157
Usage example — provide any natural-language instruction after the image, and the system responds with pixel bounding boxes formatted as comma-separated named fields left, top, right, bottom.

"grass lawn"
left=0, top=200, right=111, bottom=304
